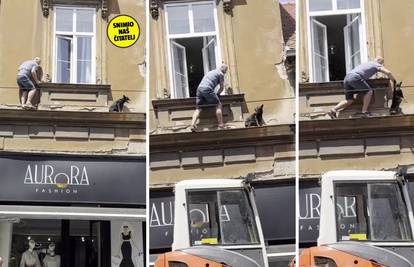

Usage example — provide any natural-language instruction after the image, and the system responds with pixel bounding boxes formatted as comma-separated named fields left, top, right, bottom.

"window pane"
left=309, top=0, right=332, bottom=11
left=77, top=37, right=92, bottom=83
left=171, top=41, right=188, bottom=98
left=167, top=5, right=190, bottom=34
left=193, top=3, right=215, bottom=33
left=335, top=183, right=413, bottom=242
left=203, top=36, right=217, bottom=72
left=56, top=8, right=73, bottom=32
left=76, top=9, right=94, bottom=32
left=337, top=0, right=360, bottom=9
left=56, top=37, right=71, bottom=83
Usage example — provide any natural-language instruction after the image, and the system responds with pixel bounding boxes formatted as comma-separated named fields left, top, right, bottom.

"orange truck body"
left=291, top=246, right=387, bottom=267
left=155, top=251, right=229, bottom=267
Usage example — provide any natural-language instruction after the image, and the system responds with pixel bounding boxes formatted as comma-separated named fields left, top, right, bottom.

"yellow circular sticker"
left=107, top=15, right=140, bottom=48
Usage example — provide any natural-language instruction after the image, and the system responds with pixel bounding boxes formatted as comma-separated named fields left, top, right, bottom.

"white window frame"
left=53, top=6, right=96, bottom=84
left=165, top=0, right=222, bottom=98
left=306, top=0, right=368, bottom=82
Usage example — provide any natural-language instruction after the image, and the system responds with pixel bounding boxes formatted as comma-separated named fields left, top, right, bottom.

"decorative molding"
left=42, top=0, right=50, bottom=17
left=150, top=124, right=294, bottom=153
left=150, top=0, right=159, bottom=19
left=223, top=0, right=233, bottom=14
left=101, top=0, right=108, bottom=19
left=0, top=109, right=146, bottom=129
left=42, top=0, right=107, bottom=18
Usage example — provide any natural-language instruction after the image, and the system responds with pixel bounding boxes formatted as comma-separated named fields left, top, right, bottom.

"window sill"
left=299, top=78, right=392, bottom=120
left=39, top=82, right=111, bottom=107
left=151, top=94, right=248, bottom=130
left=299, top=78, right=390, bottom=96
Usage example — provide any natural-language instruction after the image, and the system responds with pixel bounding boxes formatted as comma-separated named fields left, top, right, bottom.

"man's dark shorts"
left=196, top=87, right=221, bottom=108
left=343, top=73, right=372, bottom=100
left=17, top=75, right=35, bottom=91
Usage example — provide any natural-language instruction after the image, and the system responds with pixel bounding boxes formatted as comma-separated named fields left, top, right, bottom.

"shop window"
left=54, top=6, right=96, bottom=84
left=165, top=1, right=221, bottom=98
left=5, top=219, right=143, bottom=267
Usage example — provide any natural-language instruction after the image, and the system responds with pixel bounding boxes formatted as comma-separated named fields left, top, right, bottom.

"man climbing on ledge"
left=190, top=64, right=228, bottom=132
left=17, top=57, right=42, bottom=110
left=327, top=56, right=396, bottom=119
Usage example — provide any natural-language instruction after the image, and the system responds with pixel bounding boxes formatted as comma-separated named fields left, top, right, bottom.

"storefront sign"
left=0, top=155, right=145, bottom=205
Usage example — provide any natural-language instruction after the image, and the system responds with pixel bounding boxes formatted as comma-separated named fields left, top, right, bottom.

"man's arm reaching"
left=31, top=66, right=40, bottom=85
left=379, top=67, right=396, bottom=83
left=216, top=82, right=224, bottom=95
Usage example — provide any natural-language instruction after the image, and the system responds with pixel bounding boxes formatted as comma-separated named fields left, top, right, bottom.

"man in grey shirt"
left=191, top=64, right=228, bottom=131
left=17, top=57, right=42, bottom=110
left=328, top=56, right=396, bottom=118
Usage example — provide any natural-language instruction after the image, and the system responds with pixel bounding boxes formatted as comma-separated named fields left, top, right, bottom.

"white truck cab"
left=318, top=170, right=414, bottom=263
left=172, top=179, right=269, bottom=267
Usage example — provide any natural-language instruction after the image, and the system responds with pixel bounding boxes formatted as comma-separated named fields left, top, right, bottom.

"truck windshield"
left=335, top=182, right=413, bottom=242
left=187, top=189, right=260, bottom=246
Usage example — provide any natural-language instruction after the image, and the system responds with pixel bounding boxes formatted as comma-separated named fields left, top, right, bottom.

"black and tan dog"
left=390, top=81, right=404, bottom=115
left=245, top=104, right=266, bottom=127
left=110, top=95, right=130, bottom=112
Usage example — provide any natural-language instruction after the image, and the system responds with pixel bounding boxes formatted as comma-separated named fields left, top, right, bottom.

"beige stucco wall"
left=0, top=0, right=146, bottom=112
left=149, top=0, right=295, bottom=130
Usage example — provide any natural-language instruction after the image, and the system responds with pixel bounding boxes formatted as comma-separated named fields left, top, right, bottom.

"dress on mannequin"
left=43, top=243, right=60, bottom=267
left=20, top=240, right=41, bottom=267
left=43, top=254, right=61, bottom=267
left=120, top=231, right=135, bottom=267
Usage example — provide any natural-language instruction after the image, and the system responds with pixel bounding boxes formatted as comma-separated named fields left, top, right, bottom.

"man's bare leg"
left=362, top=89, right=373, bottom=113
left=216, top=105, right=224, bottom=128
left=191, top=108, right=201, bottom=131
left=26, top=89, right=38, bottom=105
left=332, top=99, right=354, bottom=113
left=20, top=91, right=28, bottom=106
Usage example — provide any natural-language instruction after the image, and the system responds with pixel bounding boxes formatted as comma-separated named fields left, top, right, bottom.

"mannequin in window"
left=20, top=239, right=41, bottom=267
left=118, top=225, right=138, bottom=267
left=42, top=242, right=60, bottom=267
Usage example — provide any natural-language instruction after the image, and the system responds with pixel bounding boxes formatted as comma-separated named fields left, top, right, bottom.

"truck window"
left=169, top=262, right=188, bottom=267
left=335, top=182, right=412, bottom=242
left=187, top=189, right=260, bottom=246
left=314, top=256, right=337, bottom=267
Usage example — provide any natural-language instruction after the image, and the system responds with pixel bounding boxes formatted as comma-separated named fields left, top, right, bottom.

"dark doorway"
left=174, top=37, right=205, bottom=97
left=313, top=15, right=347, bottom=81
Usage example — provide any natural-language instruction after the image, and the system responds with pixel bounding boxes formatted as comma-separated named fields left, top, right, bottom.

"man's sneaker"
left=190, top=125, right=198, bottom=132
left=327, top=110, right=337, bottom=119
left=361, top=111, right=372, bottom=118
left=217, top=124, right=225, bottom=130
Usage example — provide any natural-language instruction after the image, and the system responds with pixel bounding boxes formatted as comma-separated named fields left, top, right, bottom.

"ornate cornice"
left=42, top=0, right=50, bottom=17
left=223, top=0, right=233, bottom=14
left=42, top=0, right=108, bottom=19
left=101, top=0, right=108, bottom=19
left=300, top=114, right=414, bottom=141
left=150, top=124, right=295, bottom=153
left=150, top=0, right=159, bottom=19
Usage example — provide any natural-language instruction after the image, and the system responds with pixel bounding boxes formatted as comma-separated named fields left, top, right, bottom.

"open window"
left=165, top=1, right=221, bottom=98
left=54, top=7, right=96, bottom=84
left=307, top=0, right=366, bottom=82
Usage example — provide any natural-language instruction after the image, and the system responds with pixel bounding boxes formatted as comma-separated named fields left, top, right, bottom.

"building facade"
left=298, top=0, right=414, bottom=246
left=0, top=1, right=146, bottom=267
left=148, top=1, right=296, bottom=266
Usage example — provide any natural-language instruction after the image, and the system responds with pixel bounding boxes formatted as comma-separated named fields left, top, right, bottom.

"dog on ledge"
left=245, top=104, right=266, bottom=127
left=110, top=95, right=130, bottom=112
